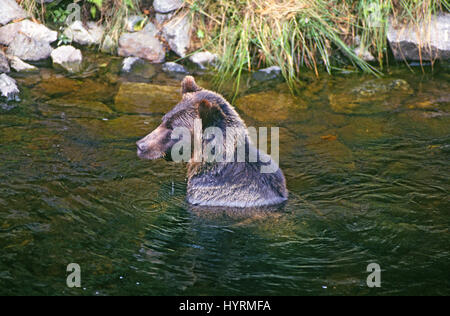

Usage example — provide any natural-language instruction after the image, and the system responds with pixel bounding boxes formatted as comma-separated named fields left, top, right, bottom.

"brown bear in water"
left=136, top=76, right=288, bottom=207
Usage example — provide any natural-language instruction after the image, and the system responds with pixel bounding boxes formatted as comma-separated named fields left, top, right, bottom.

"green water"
left=0, top=54, right=449, bottom=295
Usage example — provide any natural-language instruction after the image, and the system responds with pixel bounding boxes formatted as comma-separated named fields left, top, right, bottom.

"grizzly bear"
left=136, top=76, right=288, bottom=207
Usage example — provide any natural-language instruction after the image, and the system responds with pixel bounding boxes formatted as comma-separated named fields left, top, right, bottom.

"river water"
left=0, top=53, right=449, bottom=295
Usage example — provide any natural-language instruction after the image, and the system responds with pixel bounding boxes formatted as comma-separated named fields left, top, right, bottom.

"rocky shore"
left=0, top=0, right=449, bottom=101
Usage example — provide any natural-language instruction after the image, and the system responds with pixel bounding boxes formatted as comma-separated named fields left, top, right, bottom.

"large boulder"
left=0, top=0, right=28, bottom=25
left=162, top=14, right=191, bottom=57
left=7, top=33, right=54, bottom=61
left=118, top=23, right=165, bottom=63
left=0, top=50, right=10, bottom=73
left=387, top=14, right=450, bottom=61
left=0, top=19, right=57, bottom=45
left=51, top=45, right=83, bottom=73
left=153, top=0, right=184, bottom=13
left=0, top=19, right=57, bottom=61
left=63, top=21, right=104, bottom=46
left=0, top=73, right=19, bottom=101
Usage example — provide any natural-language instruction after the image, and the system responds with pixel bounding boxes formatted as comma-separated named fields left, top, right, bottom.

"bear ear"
left=197, top=99, right=225, bottom=127
left=181, top=76, right=202, bottom=94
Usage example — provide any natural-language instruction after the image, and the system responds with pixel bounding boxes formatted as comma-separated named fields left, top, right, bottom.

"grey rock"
left=0, top=0, right=28, bottom=25
left=252, top=66, right=281, bottom=81
left=162, top=14, right=191, bottom=57
left=189, top=51, right=217, bottom=69
left=7, top=33, right=53, bottom=61
left=0, top=50, right=10, bottom=73
left=7, top=55, right=38, bottom=72
left=0, top=73, right=19, bottom=101
left=120, top=58, right=157, bottom=82
left=155, top=12, right=174, bottom=25
left=153, top=0, right=184, bottom=14
left=354, top=46, right=376, bottom=62
left=387, top=14, right=450, bottom=61
left=100, top=35, right=115, bottom=54
left=118, top=23, right=165, bottom=63
left=51, top=45, right=83, bottom=73
left=125, top=15, right=145, bottom=32
left=162, top=62, right=188, bottom=74
left=122, top=57, right=142, bottom=72
left=0, top=19, right=57, bottom=46
left=63, top=21, right=104, bottom=46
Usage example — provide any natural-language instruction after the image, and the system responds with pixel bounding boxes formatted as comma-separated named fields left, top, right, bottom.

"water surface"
left=0, top=55, right=449, bottom=295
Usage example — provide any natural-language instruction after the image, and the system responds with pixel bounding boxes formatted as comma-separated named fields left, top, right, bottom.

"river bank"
left=1, top=0, right=449, bottom=95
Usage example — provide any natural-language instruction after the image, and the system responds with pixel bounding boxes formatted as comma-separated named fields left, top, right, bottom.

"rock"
left=63, top=21, right=104, bottom=46
left=387, top=14, right=450, bottom=61
left=118, top=22, right=165, bottom=63
left=162, top=14, right=191, bottom=57
left=0, top=0, right=28, bottom=25
left=329, top=78, right=413, bottom=114
left=252, top=66, right=282, bottom=81
left=155, top=12, right=174, bottom=25
left=121, top=57, right=142, bottom=72
left=0, top=73, right=19, bottom=101
left=0, top=50, right=10, bottom=73
left=0, top=19, right=57, bottom=46
left=354, top=46, right=375, bottom=62
left=51, top=45, right=83, bottom=73
left=162, top=62, right=188, bottom=74
left=125, top=15, right=145, bottom=32
left=7, top=33, right=54, bottom=61
left=120, top=58, right=156, bottom=82
left=75, top=115, right=160, bottom=140
left=114, top=82, right=180, bottom=114
left=235, top=91, right=308, bottom=123
left=153, top=0, right=184, bottom=13
left=189, top=51, right=218, bottom=69
left=7, top=55, right=38, bottom=72
left=100, top=35, right=115, bottom=54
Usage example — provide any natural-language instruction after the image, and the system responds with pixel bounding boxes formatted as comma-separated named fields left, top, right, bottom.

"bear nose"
left=136, top=141, right=146, bottom=152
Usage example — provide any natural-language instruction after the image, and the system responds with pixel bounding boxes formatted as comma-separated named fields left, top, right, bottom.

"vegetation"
left=16, top=0, right=450, bottom=91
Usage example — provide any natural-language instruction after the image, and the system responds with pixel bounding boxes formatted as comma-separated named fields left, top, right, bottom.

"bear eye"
left=165, top=121, right=173, bottom=129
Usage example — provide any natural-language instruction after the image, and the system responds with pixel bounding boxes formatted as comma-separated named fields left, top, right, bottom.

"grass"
left=15, top=0, right=450, bottom=93
left=188, top=0, right=449, bottom=93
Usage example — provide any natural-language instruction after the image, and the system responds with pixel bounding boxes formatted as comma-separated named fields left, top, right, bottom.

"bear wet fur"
left=136, top=76, right=288, bottom=207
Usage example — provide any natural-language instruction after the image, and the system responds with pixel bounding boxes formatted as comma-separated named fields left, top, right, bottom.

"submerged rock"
left=235, top=90, right=308, bottom=123
left=0, top=50, right=10, bottom=73
left=153, top=0, right=184, bottom=14
left=51, top=45, right=83, bottom=73
left=0, top=73, right=19, bottom=101
left=162, top=62, right=188, bottom=74
left=118, top=23, right=165, bottom=63
left=387, top=14, right=450, bottom=61
left=120, top=57, right=156, bottom=82
left=63, top=21, right=104, bottom=46
left=189, top=51, right=218, bottom=69
left=114, top=82, right=180, bottom=114
left=162, top=14, right=191, bottom=57
left=252, top=66, right=282, bottom=81
left=0, top=0, right=28, bottom=25
left=329, top=78, right=413, bottom=114
left=7, top=55, right=38, bottom=72
left=121, top=57, right=142, bottom=72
